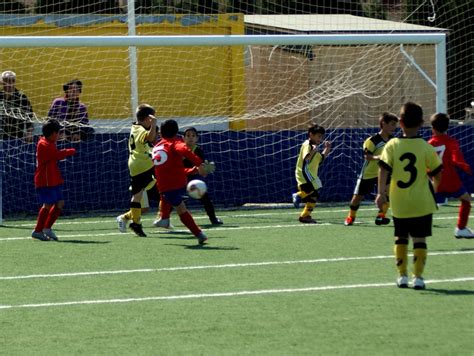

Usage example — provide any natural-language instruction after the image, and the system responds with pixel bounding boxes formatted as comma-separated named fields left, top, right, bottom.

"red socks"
left=34, top=207, right=50, bottom=232
left=179, top=211, right=201, bottom=236
left=44, top=206, right=62, bottom=229
left=458, top=200, right=471, bottom=229
left=160, top=197, right=172, bottom=219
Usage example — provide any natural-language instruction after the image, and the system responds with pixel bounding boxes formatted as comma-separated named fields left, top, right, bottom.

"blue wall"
left=2, top=126, right=473, bottom=217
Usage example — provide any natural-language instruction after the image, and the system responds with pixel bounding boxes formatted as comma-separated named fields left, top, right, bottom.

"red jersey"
left=428, top=134, right=471, bottom=193
left=152, top=136, right=203, bottom=193
left=34, top=136, right=76, bottom=188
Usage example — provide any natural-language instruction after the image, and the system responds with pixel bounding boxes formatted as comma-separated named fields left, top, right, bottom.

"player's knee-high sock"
left=301, top=202, right=316, bottom=218
left=122, top=210, right=132, bottom=220
left=130, top=202, right=142, bottom=224
left=394, top=239, right=408, bottom=277
left=458, top=200, right=471, bottom=229
left=200, top=193, right=217, bottom=220
left=44, top=205, right=62, bottom=229
left=413, top=242, right=427, bottom=278
left=377, top=202, right=390, bottom=218
left=34, top=207, right=50, bottom=232
left=159, top=197, right=172, bottom=219
left=179, top=211, right=201, bottom=236
left=349, top=204, right=359, bottom=218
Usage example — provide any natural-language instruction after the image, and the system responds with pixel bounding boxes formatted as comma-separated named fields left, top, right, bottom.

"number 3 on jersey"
left=152, top=145, right=168, bottom=166
left=397, top=152, right=417, bottom=189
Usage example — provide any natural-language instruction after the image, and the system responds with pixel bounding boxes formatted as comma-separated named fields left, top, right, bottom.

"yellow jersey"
left=360, top=133, right=392, bottom=180
left=379, top=136, right=442, bottom=218
left=295, top=140, right=324, bottom=190
left=128, top=123, right=153, bottom=177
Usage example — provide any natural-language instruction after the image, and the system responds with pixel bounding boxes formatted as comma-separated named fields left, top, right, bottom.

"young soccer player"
left=32, top=119, right=76, bottom=241
left=429, top=113, right=473, bottom=239
left=293, top=123, right=331, bottom=223
left=152, top=120, right=210, bottom=244
left=376, top=102, right=442, bottom=290
left=118, top=104, right=157, bottom=237
left=154, top=127, right=220, bottom=228
left=344, top=112, right=398, bottom=226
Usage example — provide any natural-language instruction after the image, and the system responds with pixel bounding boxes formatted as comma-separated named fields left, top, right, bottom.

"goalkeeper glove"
left=202, top=160, right=216, bottom=174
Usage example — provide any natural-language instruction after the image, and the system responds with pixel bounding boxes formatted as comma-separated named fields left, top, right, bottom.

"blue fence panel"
left=2, top=126, right=473, bottom=217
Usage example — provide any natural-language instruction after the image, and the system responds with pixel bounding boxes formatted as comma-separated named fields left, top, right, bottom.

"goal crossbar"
left=0, top=33, right=446, bottom=48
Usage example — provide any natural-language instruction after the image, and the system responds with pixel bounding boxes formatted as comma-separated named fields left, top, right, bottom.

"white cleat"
left=153, top=218, right=174, bottom=230
left=454, top=227, right=474, bottom=239
left=116, top=215, right=128, bottom=233
left=397, top=275, right=409, bottom=288
left=412, top=277, right=426, bottom=290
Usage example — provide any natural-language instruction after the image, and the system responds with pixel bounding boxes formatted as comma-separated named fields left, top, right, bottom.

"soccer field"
left=1, top=204, right=473, bottom=354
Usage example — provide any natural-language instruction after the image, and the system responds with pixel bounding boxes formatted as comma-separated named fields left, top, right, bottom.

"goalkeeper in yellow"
left=293, top=124, right=331, bottom=223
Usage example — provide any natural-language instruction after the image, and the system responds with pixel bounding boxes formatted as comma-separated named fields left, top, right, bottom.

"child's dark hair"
left=184, top=127, right=198, bottom=136
left=430, top=112, right=450, bottom=133
left=136, top=104, right=155, bottom=122
left=308, top=123, right=325, bottom=136
left=379, top=112, right=398, bottom=128
left=63, top=79, right=82, bottom=93
left=160, top=119, right=179, bottom=138
left=399, top=102, right=423, bottom=128
left=42, top=119, right=61, bottom=137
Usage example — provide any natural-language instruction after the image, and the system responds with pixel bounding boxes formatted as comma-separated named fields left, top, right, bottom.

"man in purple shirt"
left=48, top=79, right=92, bottom=142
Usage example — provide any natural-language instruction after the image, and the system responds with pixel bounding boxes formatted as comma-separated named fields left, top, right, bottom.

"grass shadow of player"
left=423, top=288, right=474, bottom=296
left=163, top=243, right=239, bottom=251
left=58, top=240, right=111, bottom=244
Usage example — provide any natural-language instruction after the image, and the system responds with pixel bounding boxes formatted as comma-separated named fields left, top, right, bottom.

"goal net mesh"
left=0, top=0, right=472, bottom=216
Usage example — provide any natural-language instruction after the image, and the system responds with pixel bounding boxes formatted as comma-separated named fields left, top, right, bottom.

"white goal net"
left=0, top=0, right=472, bottom=220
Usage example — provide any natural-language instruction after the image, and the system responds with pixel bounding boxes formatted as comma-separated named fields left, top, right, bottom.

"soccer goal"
left=0, top=0, right=470, bottom=223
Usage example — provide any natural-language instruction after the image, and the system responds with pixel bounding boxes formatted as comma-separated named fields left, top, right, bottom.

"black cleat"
left=375, top=217, right=390, bottom=226
left=210, top=217, right=223, bottom=225
left=129, top=222, right=147, bottom=237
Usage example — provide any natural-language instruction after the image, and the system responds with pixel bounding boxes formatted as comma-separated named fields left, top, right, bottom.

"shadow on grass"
left=58, top=240, right=111, bottom=244
left=425, top=288, right=474, bottom=296
left=164, top=243, right=239, bottom=251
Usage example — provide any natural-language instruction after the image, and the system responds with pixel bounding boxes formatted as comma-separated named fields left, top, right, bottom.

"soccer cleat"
left=454, top=227, right=474, bottom=239
left=397, top=275, right=409, bottom=288
left=375, top=216, right=390, bottom=225
left=31, top=230, right=50, bottom=241
left=43, top=228, right=58, bottom=241
left=292, top=193, right=302, bottom=209
left=344, top=216, right=355, bottom=226
left=197, top=231, right=208, bottom=245
left=153, top=218, right=174, bottom=230
left=412, top=277, right=426, bottom=290
left=299, top=216, right=317, bottom=224
left=116, top=215, right=128, bottom=233
left=210, top=217, right=223, bottom=225
left=129, top=222, right=147, bottom=237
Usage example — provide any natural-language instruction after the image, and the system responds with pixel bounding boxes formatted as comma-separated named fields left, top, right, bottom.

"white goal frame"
left=0, top=32, right=447, bottom=224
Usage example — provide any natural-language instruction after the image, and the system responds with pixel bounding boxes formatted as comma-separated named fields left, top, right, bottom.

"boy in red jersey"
left=429, top=113, right=473, bottom=239
left=152, top=120, right=208, bottom=244
left=32, top=119, right=76, bottom=241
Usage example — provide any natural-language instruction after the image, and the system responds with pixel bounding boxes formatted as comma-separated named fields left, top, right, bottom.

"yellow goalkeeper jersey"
left=379, top=136, right=442, bottom=218
left=295, top=140, right=324, bottom=190
left=128, top=123, right=153, bottom=177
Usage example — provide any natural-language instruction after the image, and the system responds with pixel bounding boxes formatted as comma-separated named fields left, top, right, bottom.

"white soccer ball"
left=187, top=179, right=207, bottom=199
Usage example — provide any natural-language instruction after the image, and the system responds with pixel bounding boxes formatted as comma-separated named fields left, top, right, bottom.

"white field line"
left=1, top=250, right=473, bottom=281
left=0, top=215, right=469, bottom=242
left=5, top=207, right=465, bottom=227
left=1, top=277, right=473, bottom=310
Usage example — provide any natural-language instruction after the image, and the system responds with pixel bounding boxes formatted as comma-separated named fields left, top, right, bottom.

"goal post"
left=0, top=32, right=448, bottom=224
